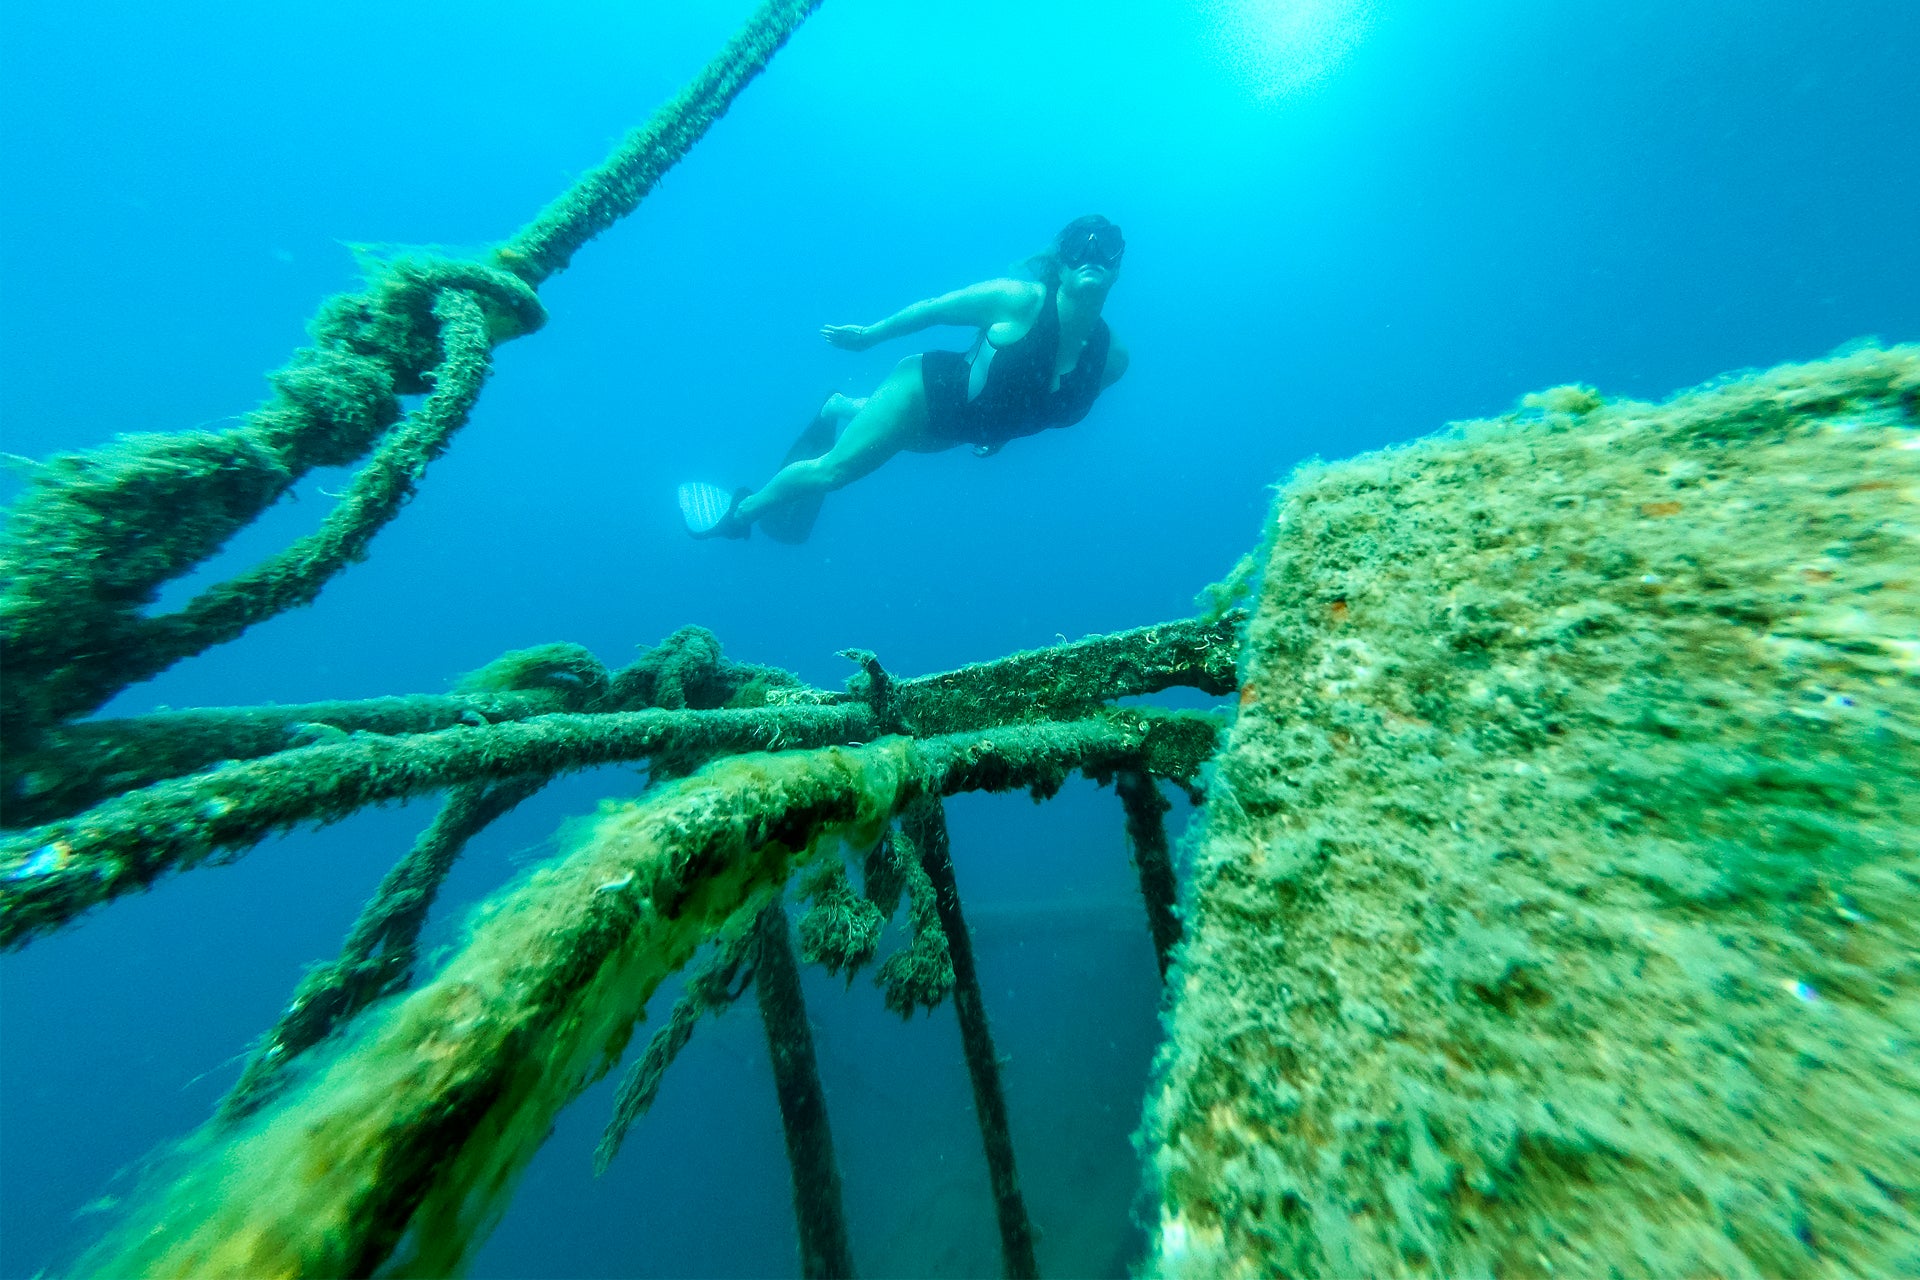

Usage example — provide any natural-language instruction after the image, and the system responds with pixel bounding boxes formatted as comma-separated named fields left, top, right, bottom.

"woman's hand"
left=820, top=323, right=878, bottom=351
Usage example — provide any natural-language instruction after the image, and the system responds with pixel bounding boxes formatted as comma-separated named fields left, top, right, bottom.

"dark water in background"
left=1, top=1, right=1915, bottom=1275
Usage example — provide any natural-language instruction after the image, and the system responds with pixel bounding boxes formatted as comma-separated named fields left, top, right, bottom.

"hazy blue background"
left=2, top=0, right=1915, bottom=1275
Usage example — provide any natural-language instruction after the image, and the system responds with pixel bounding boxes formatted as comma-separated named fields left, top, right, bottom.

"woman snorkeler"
left=678, top=214, right=1131, bottom=542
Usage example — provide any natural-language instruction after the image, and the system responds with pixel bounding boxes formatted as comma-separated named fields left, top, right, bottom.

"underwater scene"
left=1, top=1, right=1916, bottom=1277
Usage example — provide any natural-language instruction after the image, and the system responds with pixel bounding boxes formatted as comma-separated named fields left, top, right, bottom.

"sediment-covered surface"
left=1147, top=346, right=1920, bottom=1277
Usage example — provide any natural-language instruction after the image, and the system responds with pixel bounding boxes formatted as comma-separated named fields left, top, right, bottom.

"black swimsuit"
left=921, top=280, right=1111, bottom=448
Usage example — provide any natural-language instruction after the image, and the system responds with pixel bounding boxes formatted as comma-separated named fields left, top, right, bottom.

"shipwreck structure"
left=1, top=2, right=1914, bottom=1276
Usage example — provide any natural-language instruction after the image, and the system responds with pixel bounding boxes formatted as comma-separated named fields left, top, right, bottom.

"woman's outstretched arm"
left=822, top=279, right=1033, bottom=351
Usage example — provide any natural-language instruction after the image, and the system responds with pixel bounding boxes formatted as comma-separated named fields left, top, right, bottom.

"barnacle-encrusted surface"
left=1147, top=345, right=1920, bottom=1277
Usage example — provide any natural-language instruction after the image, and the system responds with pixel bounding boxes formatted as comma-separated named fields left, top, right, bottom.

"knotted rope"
left=0, top=0, right=823, bottom=745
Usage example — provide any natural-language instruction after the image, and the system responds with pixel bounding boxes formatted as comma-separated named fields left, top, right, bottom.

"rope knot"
left=311, top=254, right=546, bottom=394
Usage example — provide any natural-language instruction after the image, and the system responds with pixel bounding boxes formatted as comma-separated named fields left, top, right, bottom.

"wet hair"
left=1021, top=214, right=1121, bottom=285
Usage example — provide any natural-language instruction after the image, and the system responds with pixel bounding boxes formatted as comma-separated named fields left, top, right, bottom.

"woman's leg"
left=823, top=391, right=867, bottom=423
left=737, top=357, right=928, bottom=524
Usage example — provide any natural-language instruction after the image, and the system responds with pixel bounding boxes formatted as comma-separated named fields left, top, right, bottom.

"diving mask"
left=1060, top=222, right=1126, bottom=270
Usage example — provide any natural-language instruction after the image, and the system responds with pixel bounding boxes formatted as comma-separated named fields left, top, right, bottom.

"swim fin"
left=757, top=403, right=840, bottom=545
left=677, top=482, right=751, bottom=540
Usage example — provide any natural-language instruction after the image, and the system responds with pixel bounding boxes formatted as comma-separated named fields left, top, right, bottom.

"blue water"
left=1, top=1, right=1915, bottom=1275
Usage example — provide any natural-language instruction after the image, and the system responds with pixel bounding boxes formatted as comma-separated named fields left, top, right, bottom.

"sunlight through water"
left=1203, top=0, right=1376, bottom=101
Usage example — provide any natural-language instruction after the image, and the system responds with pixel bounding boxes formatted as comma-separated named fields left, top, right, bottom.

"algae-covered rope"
left=3, top=623, right=806, bottom=829
left=0, top=702, right=863, bottom=949
left=0, top=703, right=1218, bottom=949
left=873, top=826, right=954, bottom=1016
left=0, top=273, right=527, bottom=741
left=592, top=824, right=948, bottom=1173
left=72, top=716, right=1213, bottom=1280
left=0, top=0, right=826, bottom=743
left=595, top=924, right=759, bottom=1173
left=217, top=774, right=549, bottom=1120
left=1, top=687, right=567, bottom=830
left=501, top=0, right=825, bottom=284
left=1, top=289, right=495, bottom=755
left=141, top=290, right=494, bottom=674
left=0, top=615, right=1235, bottom=948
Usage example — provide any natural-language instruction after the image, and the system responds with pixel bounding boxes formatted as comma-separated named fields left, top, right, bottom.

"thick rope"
left=501, top=0, right=825, bottom=284
left=217, top=775, right=548, bottom=1120
left=0, top=0, right=826, bottom=743
left=594, top=824, right=955, bottom=1168
left=74, top=717, right=1209, bottom=1279
left=595, top=924, right=757, bottom=1174
left=0, top=616, right=1234, bottom=949
left=0, top=274, right=528, bottom=739
left=2, top=688, right=565, bottom=829
left=3, top=625, right=803, bottom=828
left=142, top=290, right=495, bottom=669
left=0, top=703, right=850, bottom=949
